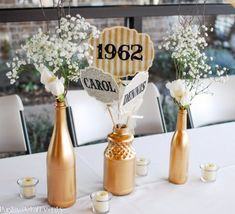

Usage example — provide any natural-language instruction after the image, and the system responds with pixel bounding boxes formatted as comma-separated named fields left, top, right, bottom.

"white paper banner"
left=90, top=26, right=154, bottom=77
left=80, top=67, right=119, bottom=103
left=120, top=72, right=149, bottom=113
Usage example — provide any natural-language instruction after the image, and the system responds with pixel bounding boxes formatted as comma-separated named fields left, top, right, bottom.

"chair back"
left=66, top=90, right=112, bottom=146
left=189, top=75, right=235, bottom=128
left=135, top=83, right=167, bottom=135
left=0, top=95, right=31, bottom=153
left=67, top=83, right=166, bottom=146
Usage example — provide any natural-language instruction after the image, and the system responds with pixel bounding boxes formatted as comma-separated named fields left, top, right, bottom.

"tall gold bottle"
left=104, top=124, right=135, bottom=195
left=168, top=109, right=189, bottom=184
left=47, top=101, right=76, bottom=208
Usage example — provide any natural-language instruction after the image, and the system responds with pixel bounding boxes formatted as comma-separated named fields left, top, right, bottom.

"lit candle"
left=22, top=177, right=35, bottom=198
left=200, top=163, right=218, bottom=182
left=94, top=191, right=109, bottom=213
left=136, top=157, right=150, bottom=176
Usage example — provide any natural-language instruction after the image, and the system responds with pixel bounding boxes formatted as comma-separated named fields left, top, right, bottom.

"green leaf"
left=57, top=94, right=65, bottom=103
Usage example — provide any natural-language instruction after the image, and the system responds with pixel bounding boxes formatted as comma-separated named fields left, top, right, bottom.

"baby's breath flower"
left=161, top=23, right=228, bottom=109
left=6, top=14, right=100, bottom=100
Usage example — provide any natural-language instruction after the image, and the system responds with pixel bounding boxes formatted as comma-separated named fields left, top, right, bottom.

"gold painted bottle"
left=169, top=109, right=189, bottom=184
left=104, top=124, right=135, bottom=195
left=47, top=101, right=76, bottom=208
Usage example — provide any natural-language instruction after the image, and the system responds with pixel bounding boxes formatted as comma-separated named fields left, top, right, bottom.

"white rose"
left=179, top=90, right=191, bottom=107
left=40, top=66, right=54, bottom=85
left=46, top=77, right=65, bottom=96
left=166, top=79, right=191, bottom=107
left=39, top=66, right=65, bottom=96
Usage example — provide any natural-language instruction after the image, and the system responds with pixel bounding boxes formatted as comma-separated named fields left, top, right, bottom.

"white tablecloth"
left=1, top=122, right=235, bottom=214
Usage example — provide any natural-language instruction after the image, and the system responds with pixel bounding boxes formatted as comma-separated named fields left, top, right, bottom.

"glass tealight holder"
left=90, top=191, right=112, bottom=214
left=17, top=177, right=39, bottom=199
left=136, top=157, right=150, bottom=176
left=200, top=163, right=219, bottom=183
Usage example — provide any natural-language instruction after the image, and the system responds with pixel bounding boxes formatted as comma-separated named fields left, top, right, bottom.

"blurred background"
left=1, top=0, right=235, bottom=154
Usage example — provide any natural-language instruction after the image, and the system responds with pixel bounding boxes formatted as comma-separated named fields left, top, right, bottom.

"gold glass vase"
left=168, top=109, right=189, bottom=184
left=104, top=124, right=136, bottom=195
left=47, top=101, right=76, bottom=208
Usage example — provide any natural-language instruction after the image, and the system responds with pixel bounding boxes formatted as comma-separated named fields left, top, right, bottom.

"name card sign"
left=80, top=67, right=119, bottom=103
left=90, top=26, right=154, bottom=77
left=120, top=72, right=149, bottom=113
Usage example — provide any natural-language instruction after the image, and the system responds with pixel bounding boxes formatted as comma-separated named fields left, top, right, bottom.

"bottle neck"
left=176, top=109, right=187, bottom=131
left=108, top=124, right=134, bottom=144
left=54, top=101, right=67, bottom=130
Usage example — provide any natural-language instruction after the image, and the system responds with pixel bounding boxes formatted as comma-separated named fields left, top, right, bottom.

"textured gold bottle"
left=168, top=109, right=189, bottom=184
left=104, top=124, right=136, bottom=195
left=47, top=101, right=76, bottom=208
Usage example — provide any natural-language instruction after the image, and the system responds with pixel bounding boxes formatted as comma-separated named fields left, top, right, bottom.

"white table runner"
left=0, top=122, right=235, bottom=213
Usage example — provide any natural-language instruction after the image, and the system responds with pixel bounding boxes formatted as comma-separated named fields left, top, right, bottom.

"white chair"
left=188, top=75, right=235, bottom=128
left=66, top=90, right=113, bottom=146
left=135, top=83, right=167, bottom=135
left=66, top=83, right=166, bottom=146
left=0, top=95, right=31, bottom=153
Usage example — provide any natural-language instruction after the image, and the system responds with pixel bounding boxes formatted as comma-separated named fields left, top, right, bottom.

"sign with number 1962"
left=89, top=26, right=154, bottom=78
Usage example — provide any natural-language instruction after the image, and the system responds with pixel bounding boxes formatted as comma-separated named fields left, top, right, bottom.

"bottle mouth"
left=55, top=101, right=66, bottom=108
left=113, top=124, right=129, bottom=135
left=115, top=124, right=127, bottom=129
left=178, top=108, right=187, bottom=114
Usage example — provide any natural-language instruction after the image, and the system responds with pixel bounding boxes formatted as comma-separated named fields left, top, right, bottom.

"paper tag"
left=80, top=67, right=119, bottom=103
left=120, top=72, right=149, bottom=113
left=89, top=26, right=154, bottom=77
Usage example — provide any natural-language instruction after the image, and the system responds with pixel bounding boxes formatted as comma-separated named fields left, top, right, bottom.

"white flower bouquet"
left=159, top=24, right=228, bottom=109
left=6, top=14, right=99, bottom=102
